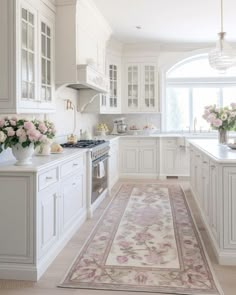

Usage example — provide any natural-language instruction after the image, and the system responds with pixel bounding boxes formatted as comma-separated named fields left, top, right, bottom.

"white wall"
left=0, top=86, right=99, bottom=163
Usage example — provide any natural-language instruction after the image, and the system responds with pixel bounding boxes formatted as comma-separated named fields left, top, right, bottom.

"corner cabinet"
left=0, top=0, right=55, bottom=114
left=124, top=62, right=159, bottom=113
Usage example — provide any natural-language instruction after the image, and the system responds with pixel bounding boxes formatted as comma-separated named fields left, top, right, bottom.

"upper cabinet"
left=0, top=0, right=55, bottom=114
left=101, top=54, right=122, bottom=114
left=124, top=61, right=159, bottom=113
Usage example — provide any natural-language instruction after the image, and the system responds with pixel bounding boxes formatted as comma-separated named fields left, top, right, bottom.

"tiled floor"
left=1, top=179, right=236, bottom=295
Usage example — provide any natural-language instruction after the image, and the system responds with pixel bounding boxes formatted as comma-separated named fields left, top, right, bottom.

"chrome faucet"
left=193, top=117, right=197, bottom=133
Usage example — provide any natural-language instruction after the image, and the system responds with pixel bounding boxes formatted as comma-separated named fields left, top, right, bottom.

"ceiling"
left=93, top=0, right=236, bottom=44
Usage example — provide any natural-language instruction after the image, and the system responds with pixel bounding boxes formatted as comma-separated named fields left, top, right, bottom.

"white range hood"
left=67, top=64, right=109, bottom=93
left=55, top=0, right=112, bottom=94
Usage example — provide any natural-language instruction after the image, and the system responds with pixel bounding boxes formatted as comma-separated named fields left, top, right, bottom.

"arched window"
left=165, top=54, right=236, bottom=131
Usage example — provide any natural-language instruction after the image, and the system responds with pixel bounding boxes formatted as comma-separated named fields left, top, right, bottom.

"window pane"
left=223, top=87, right=236, bottom=106
left=166, top=88, right=190, bottom=131
left=192, top=88, right=220, bottom=130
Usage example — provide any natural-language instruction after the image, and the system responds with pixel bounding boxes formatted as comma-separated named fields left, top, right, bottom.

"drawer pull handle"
left=73, top=163, right=79, bottom=166
left=211, top=165, right=216, bottom=169
left=46, top=176, right=53, bottom=180
left=72, top=182, right=76, bottom=186
left=203, top=161, right=208, bottom=164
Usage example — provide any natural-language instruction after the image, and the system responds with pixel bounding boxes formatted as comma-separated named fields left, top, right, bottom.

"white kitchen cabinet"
left=160, top=138, right=189, bottom=177
left=108, top=139, right=119, bottom=190
left=38, top=183, right=60, bottom=258
left=0, top=151, right=87, bottom=281
left=124, top=62, right=158, bottom=113
left=120, top=139, right=158, bottom=177
left=0, top=0, right=55, bottom=113
left=60, top=170, right=85, bottom=234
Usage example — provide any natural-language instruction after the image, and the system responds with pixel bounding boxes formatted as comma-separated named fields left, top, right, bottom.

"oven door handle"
left=92, top=155, right=110, bottom=167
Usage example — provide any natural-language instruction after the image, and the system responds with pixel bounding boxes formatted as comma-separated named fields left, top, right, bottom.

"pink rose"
left=5, top=127, right=15, bottom=137
left=38, top=122, right=47, bottom=133
left=19, top=134, right=27, bottom=143
left=27, top=129, right=41, bottom=142
left=212, top=118, right=222, bottom=128
left=10, top=120, right=16, bottom=126
left=24, top=121, right=35, bottom=130
left=0, top=119, right=5, bottom=128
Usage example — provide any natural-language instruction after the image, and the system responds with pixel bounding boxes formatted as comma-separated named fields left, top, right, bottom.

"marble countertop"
left=0, top=148, right=87, bottom=172
left=188, top=139, right=236, bottom=163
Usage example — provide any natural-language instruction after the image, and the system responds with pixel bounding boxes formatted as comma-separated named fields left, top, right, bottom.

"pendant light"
left=208, top=0, right=236, bottom=73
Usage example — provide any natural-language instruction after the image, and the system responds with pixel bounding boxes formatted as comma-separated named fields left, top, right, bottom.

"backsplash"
left=0, top=86, right=99, bottom=163
left=99, top=114, right=161, bottom=133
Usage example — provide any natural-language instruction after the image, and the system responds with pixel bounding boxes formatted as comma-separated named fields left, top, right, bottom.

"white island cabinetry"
left=0, top=150, right=87, bottom=281
left=189, top=140, right=236, bottom=265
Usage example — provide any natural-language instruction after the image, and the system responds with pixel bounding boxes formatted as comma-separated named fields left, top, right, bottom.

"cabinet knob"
left=203, top=161, right=208, bottom=164
left=210, top=165, right=216, bottom=169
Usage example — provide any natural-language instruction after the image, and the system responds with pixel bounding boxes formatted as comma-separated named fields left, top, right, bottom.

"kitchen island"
left=189, top=139, right=236, bottom=265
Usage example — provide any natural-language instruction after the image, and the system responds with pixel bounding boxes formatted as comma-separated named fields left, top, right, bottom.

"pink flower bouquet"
left=0, top=117, right=56, bottom=153
left=202, top=103, right=236, bottom=131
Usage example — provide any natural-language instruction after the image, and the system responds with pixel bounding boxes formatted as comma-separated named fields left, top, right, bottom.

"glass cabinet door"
left=127, top=65, right=139, bottom=110
left=143, top=65, right=156, bottom=110
left=109, top=64, right=118, bottom=108
left=41, top=21, right=52, bottom=102
left=21, top=7, right=36, bottom=100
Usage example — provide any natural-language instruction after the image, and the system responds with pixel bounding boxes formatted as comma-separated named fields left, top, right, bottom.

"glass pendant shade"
left=209, top=32, right=236, bottom=73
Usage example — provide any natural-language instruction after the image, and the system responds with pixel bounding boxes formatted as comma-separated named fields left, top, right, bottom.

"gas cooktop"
left=61, top=140, right=106, bottom=149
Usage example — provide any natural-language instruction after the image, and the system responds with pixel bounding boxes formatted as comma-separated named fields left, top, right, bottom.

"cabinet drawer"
left=38, top=167, right=58, bottom=191
left=162, top=138, right=177, bottom=148
left=61, top=155, right=84, bottom=178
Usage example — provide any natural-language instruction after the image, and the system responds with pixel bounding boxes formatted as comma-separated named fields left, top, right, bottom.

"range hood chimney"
left=55, top=0, right=111, bottom=93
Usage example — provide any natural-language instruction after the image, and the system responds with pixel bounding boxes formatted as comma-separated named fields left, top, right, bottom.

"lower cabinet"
left=0, top=152, right=87, bottom=281
left=161, top=138, right=189, bottom=177
left=120, top=139, right=158, bottom=176
left=38, top=184, right=60, bottom=258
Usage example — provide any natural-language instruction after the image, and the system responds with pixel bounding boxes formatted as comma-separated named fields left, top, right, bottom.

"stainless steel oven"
left=91, top=153, right=109, bottom=204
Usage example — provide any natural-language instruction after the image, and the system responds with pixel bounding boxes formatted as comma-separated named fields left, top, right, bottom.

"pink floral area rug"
left=59, top=183, right=222, bottom=294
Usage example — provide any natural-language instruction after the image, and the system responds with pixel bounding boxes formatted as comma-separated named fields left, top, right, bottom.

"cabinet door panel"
left=140, top=147, right=157, bottom=174
left=38, top=184, right=59, bottom=257
left=126, top=64, right=140, bottom=111
left=121, top=146, right=139, bottom=173
left=209, top=163, right=219, bottom=243
left=61, top=172, right=85, bottom=233
left=162, top=148, right=177, bottom=175
left=223, top=167, right=236, bottom=249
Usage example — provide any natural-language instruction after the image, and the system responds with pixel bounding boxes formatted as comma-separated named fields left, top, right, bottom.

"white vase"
left=12, top=143, right=34, bottom=166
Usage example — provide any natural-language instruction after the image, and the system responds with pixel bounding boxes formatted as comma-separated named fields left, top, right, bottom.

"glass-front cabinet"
left=0, top=0, right=55, bottom=113
left=101, top=55, right=121, bottom=114
left=127, top=65, right=140, bottom=111
left=125, top=62, right=158, bottom=113
left=40, top=18, right=54, bottom=105
left=20, top=2, right=37, bottom=104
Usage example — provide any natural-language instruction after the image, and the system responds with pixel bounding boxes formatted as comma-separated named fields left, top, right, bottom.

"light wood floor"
left=1, top=179, right=236, bottom=295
